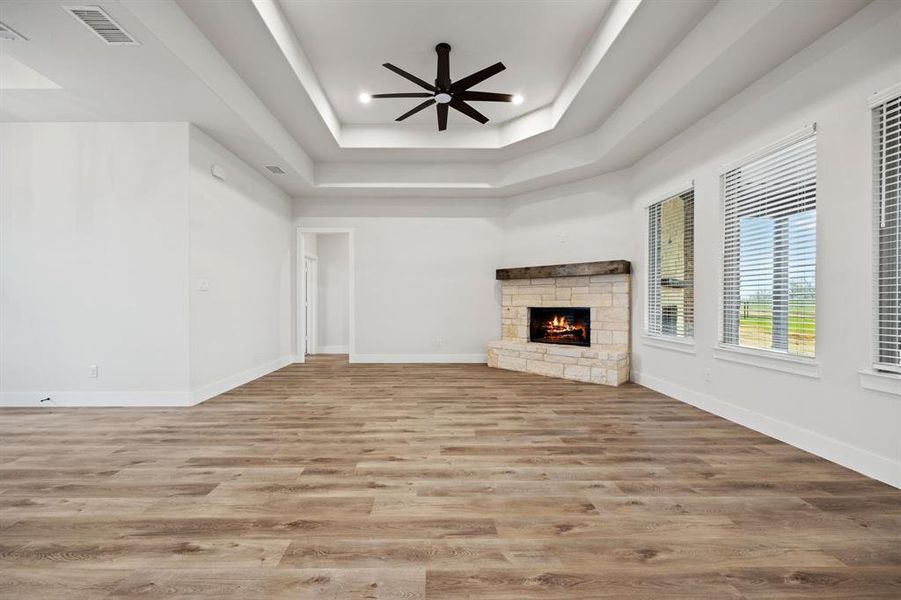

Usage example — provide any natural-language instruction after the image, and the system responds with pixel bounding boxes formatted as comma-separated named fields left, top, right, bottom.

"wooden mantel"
left=495, top=259, right=631, bottom=280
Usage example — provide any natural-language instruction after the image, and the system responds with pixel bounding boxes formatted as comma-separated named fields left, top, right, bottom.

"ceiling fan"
left=371, top=43, right=513, bottom=131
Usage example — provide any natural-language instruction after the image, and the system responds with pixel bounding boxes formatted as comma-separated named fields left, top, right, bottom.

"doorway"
left=297, top=228, right=355, bottom=363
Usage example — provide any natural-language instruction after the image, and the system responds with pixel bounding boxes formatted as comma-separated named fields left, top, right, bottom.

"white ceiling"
left=0, top=0, right=890, bottom=197
left=278, top=0, right=611, bottom=128
left=0, top=54, right=60, bottom=89
left=179, top=0, right=715, bottom=154
left=0, top=0, right=310, bottom=190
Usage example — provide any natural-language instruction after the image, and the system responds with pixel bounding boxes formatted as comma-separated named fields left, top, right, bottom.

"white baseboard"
left=632, top=371, right=901, bottom=489
left=191, top=355, right=295, bottom=405
left=315, top=345, right=349, bottom=354
left=0, top=355, right=296, bottom=408
left=350, top=353, right=487, bottom=364
left=0, top=390, right=194, bottom=408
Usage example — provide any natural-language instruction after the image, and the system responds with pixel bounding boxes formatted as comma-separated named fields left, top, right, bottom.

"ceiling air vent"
left=65, top=6, right=139, bottom=45
left=0, top=20, right=28, bottom=41
left=265, top=166, right=286, bottom=175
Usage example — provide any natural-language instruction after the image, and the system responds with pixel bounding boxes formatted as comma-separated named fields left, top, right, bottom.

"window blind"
left=874, top=92, right=901, bottom=372
left=721, top=133, right=817, bottom=357
left=647, top=189, right=694, bottom=338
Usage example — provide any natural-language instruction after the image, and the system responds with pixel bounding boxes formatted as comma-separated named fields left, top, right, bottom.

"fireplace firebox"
left=529, top=307, right=590, bottom=347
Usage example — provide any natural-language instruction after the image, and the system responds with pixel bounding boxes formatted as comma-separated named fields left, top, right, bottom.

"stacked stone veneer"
left=487, top=273, right=631, bottom=385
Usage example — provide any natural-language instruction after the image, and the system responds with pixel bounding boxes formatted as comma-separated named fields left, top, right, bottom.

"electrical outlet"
left=704, top=368, right=712, bottom=382
left=436, top=338, right=445, bottom=348
left=88, top=365, right=99, bottom=378
left=558, top=233, right=567, bottom=244
left=198, top=278, right=210, bottom=292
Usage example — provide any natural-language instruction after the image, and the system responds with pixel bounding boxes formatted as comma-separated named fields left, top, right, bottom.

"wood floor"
left=1, top=356, right=899, bottom=599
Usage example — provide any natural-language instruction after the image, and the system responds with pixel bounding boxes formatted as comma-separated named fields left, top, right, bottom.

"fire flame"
left=550, top=315, right=570, bottom=330
left=543, top=313, right=586, bottom=339
left=533, top=309, right=589, bottom=345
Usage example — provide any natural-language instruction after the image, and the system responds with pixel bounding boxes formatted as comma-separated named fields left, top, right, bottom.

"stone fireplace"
left=487, top=260, right=631, bottom=386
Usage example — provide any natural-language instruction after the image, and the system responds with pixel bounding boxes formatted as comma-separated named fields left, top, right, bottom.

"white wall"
left=0, top=123, right=191, bottom=405
left=301, top=232, right=318, bottom=257
left=499, top=171, right=634, bottom=267
left=628, top=3, right=901, bottom=486
left=296, top=199, right=504, bottom=361
left=293, top=178, right=636, bottom=363
left=188, top=127, right=294, bottom=397
left=0, top=122, right=294, bottom=406
left=315, top=233, right=349, bottom=353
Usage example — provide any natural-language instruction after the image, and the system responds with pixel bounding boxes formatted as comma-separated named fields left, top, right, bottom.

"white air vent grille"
left=265, top=166, right=286, bottom=174
left=65, top=6, right=138, bottom=45
left=0, top=20, right=27, bottom=41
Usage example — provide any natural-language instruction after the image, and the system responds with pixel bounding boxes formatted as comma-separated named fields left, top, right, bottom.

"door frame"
left=296, top=227, right=355, bottom=363
left=302, top=253, right=318, bottom=356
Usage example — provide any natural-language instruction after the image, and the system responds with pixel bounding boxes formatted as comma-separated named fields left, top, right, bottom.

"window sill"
left=642, top=335, right=696, bottom=355
left=858, top=369, right=901, bottom=397
left=712, top=344, right=820, bottom=378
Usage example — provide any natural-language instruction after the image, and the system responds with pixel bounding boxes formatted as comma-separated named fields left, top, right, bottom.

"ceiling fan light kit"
left=371, top=42, right=515, bottom=131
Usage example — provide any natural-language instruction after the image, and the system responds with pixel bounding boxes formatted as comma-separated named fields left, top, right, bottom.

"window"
left=647, top=188, right=694, bottom=339
left=721, top=131, right=817, bottom=358
left=873, top=90, right=901, bottom=373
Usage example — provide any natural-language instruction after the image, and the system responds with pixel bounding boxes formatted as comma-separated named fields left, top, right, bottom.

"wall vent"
left=65, top=6, right=139, bottom=45
left=0, top=20, right=28, bottom=41
left=265, top=166, right=286, bottom=174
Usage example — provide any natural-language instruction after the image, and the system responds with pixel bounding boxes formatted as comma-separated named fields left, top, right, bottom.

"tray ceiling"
left=277, top=0, right=611, bottom=128
left=0, top=0, right=885, bottom=197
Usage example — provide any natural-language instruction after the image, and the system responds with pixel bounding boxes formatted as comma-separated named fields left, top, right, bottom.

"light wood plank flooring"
left=1, top=355, right=899, bottom=598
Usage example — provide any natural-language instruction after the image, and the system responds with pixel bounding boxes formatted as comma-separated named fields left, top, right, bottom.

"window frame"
left=716, top=124, right=818, bottom=361
left=870, top=83, right=901, bottom=375
left=645, top=184, right=696, bottom=345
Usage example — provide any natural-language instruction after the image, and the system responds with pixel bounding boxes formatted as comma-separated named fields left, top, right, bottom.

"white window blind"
left=873, top=91, right=901, bottom=373
left=721, top=132, right=817, bottom=357
left=647, top=189, right=694, bottom=338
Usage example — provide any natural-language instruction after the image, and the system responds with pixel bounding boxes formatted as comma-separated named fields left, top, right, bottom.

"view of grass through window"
left=737, top=211, right=816, bottom=356
left=722, top=132, right=817, bottom=358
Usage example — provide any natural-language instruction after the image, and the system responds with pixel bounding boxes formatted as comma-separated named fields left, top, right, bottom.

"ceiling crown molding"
left=251, top=0, right=643, bottom=150
left=251, top=0, right=341, bottom=141
left=122, top=0, right=884, bottom=197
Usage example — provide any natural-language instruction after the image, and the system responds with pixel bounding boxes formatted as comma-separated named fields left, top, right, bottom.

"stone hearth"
left=487, top=260, right=631, bottom=386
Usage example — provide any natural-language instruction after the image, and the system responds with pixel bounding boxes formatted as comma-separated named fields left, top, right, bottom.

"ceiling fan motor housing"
left=435, top=42, right=452, bottom=92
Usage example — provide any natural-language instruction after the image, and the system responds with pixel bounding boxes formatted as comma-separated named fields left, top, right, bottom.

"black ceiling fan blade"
left=450, top=62, right=506, bottom=92
left=371, top=93, right=434, bottom=98
left=395, top=98, right=436, bottom=121
left=457, top=91, right=514, bottom=102
left=437, top=103, right=448, bottom=131
left=436, top=43, right=451, bottom=90
left=449, top=99, right=488, bottom=124
left=382, top=63, right=436, bottom=92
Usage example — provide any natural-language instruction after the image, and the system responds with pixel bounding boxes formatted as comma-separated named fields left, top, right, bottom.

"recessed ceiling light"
left=358, top=92, right=372, bottom=104
left=512, top=94, right=524, bottom=105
